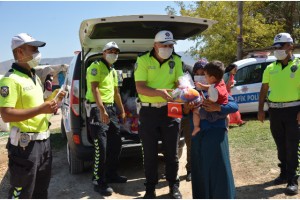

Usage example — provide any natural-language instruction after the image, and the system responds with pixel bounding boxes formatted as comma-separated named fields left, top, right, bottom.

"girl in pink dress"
left=225, top=64, right=246, bottom=126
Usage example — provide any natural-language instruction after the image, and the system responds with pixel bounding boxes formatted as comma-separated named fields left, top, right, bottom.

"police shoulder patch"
left=134, top=63, right=138, bottom=71
left=0, top=86, right=9, bottom=97
left=91, top=68, right=97, bottom=76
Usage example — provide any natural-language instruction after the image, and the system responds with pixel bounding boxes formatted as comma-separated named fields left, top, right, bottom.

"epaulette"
left=93, top=59, right=101, bottom=65
left=138, top=51, right=149, bottom=57
left=4, top=69, right=14, bottom=77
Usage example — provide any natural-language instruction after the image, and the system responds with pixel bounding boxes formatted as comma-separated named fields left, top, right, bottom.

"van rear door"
left=79, top=14, right=217, bottom=54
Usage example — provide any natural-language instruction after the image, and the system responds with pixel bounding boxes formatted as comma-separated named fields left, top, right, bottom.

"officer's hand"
left=119, top=112, right=126, bottom=124
left=40, top=100, right=58, bottom=114
left=297, top=112, right=300, bottom=125
left=100, top=109, right=110, bottom=124
left=55, top=90, right=67, bottom=103
left=257, top=110, right=265, bottom=123
left=158, top=89, right=173, bottom=101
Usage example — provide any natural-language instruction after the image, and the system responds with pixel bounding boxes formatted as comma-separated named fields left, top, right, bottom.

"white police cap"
left=154, top=30, right=176, bottom=45
left=103, top=41, right=120, bottom=52
left=273, top=33, right=293, bottom=47
left=11, top=33, right=46, bottom=50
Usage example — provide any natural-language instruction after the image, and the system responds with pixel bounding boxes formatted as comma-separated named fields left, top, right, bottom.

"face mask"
left=158, top=47, right=173, bottom=59
left=274, top=50, right=287, bottom=60
left=105, top=53, right=118, bottom=64
left=194, top=75, right=207, bottom=84
left=27, top=52, right=42, bottom=68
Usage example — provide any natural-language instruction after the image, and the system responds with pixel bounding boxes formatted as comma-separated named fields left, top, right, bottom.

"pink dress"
left=226, top=74, right=244, bottom=125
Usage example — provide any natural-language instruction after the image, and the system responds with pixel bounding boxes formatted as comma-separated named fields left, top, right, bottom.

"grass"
left=228, top=114, right=278, bottom=175
left=50, top=128, right=66, bottom=150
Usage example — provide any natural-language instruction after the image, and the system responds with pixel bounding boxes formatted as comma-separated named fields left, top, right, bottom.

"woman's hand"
left=201, top=99, right=221, bottom=112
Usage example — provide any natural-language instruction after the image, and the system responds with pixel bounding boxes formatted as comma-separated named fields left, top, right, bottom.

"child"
left=43, top=74, right=53, bottom=99
left=192, top=61, right=229, bottom=136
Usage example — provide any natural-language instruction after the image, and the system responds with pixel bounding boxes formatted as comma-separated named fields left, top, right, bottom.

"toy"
left=171, top=73, right=203, bottom=106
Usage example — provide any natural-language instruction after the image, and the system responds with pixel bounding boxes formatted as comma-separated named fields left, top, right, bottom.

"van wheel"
left=178, top=147, right=183, bottom=159
left=61, top=119, right=66, bottom=140
left=67, top=143, right=84, bottom=174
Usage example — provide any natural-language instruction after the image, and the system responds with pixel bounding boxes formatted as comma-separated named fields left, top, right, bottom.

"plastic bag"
left=171, top=73, right=203, bottom=106
left=177, top=72, right=195, bottom=89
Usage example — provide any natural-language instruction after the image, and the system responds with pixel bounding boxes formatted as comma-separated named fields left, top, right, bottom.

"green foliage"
left=176, top=1, right=285, bottom=65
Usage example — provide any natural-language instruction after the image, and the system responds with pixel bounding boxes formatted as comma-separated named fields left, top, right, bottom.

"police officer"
left=86, top=41, right=127, bottom=196
left=258, top=33, right=300, bottom=195
left=135, top=30, right=183, bottom=199
left=0, top=33, right=63, bottom=198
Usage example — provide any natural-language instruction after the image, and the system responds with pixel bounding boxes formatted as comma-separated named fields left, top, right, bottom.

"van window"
left=234, top=63, right=267, bottom=86
left=66, top=55, right=79, bottom=85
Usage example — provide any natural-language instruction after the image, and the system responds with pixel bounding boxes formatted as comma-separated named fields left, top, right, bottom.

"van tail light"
left=73, top=134, right=81, bottom=144
left=70, top=80, right=80, bottom=116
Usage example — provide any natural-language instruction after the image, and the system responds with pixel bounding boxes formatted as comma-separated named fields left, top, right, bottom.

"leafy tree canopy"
left=171, top=1, right=291, bottom=65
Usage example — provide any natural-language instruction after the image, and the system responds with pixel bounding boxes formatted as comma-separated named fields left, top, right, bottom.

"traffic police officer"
left=0, top=33, right=62, bottom=198
left=135, top=30, right=183, bottom=199
left=85, top=41, right=127, bottom=196
left=258, top=33, right=300, bottom=195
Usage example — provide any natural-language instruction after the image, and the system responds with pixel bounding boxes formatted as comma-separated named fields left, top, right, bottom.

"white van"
left=61, top=14, right=217, bottom=174
left=225, top=54, right=300, bottom=113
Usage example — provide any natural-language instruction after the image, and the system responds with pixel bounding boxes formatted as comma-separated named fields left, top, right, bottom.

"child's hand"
left=195, top=81, right=204, bottom=90
left=195, top=82, right=210, bottom=91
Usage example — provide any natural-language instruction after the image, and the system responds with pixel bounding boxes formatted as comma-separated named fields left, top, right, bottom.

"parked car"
left=224, top=54, right=300, bottom=113
left=61, top=14, right=216, bottom=174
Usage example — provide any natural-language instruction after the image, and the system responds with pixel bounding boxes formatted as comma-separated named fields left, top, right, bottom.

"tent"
left=35, top=64, right=69, bottom=83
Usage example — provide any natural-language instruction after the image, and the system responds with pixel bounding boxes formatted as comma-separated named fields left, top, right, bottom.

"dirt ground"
left=0, top=112, right=300, bottom=199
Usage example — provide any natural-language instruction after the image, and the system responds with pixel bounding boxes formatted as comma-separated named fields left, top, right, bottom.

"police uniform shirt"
left=262, top=56, right=300, bottom=102
left=85, top=58, right=118, bottom=103
left=134, top=49, right=183, bottom=103
left=0, top=63, right=49, bottom=132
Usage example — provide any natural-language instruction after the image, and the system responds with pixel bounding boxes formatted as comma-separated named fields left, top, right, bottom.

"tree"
left=175, top=1, right=284, bottom=65
left=258, top=2, right=300, bottom=44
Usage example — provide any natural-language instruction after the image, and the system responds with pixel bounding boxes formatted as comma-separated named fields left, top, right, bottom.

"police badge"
left=0, top=86, right=9, bottom=97
left=19, top=133, right=30, bottom=148
left=91, top=68, right=97, bottom=76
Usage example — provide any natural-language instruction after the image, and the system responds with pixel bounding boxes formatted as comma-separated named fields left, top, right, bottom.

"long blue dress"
left=191, top=96, right=238, bottom=199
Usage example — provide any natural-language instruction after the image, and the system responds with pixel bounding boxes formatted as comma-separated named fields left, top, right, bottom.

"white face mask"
left=274, top=50, right=287, bottom=60
left=27, top=52, right=42, bottom=68
left=158, top=47, right=173, bottom=59
left=105, top=53, right=118, bottom=64
left=194, top=75, right=207, bottom=84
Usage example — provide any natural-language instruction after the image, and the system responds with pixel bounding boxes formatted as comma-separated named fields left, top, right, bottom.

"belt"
left=268, top=101, right=300, bottom=108
left=21, top=131, right=50, bottom=141
left=90, top=103, right=114, bottom=108
left=141, top=102, right=167, bottom=108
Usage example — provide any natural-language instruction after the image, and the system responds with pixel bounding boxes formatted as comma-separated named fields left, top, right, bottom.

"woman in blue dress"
left=191, top=95, right=238, bottom=199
